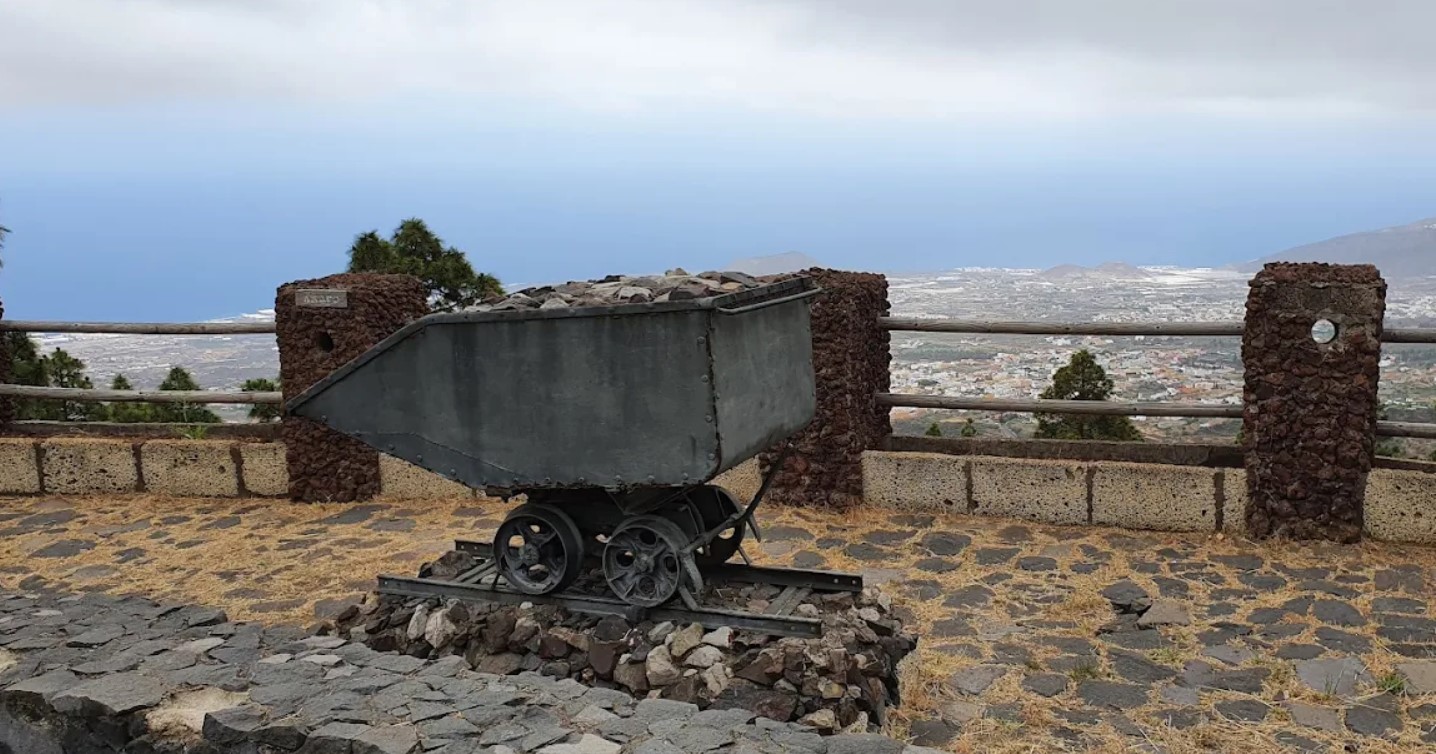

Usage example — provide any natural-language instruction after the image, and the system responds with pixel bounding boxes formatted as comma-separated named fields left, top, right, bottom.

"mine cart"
left=288, top=277, right=858, bottom=628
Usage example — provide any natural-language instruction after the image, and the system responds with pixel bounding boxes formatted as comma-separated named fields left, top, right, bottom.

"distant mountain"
left=723, top=252, right=821, bottom=276
left=1039, top=262, right=1155, bottom=281
left=1238, top=216, right=1436, bottom=279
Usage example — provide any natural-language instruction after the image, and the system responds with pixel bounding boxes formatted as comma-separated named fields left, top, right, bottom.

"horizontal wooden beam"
left=0, top=320, right=275, bottom=335
left=0, top=385, right=282, bottom=404
left=878, top=393, right=1243, bottom=418
left=1377, top=420, right=1436, bottom=440
left=879, top=317, right=1243, bottom=337
left=1380, top=328, right=1436, bottom=345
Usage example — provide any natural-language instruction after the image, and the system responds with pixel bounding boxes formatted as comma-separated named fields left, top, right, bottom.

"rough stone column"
left=276, top=273, right=428, bottom=502
left=760, top=268, right=891, bottom=509
left=1242, top=262, right=1386, bottom=542
left=0, top=297, right=11, bottom=427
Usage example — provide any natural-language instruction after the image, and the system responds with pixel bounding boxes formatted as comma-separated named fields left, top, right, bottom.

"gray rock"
left=537, top=735, right=621, bottom=754
left=1286, top=701, right=1342, bottom=733
left=1158, top=684, right=1198, bottom=706
left=828, top=733, right=906, bottom=754
left=356, top=723, right=422, bottom=754
left=1138, top=600, right=1191, bottom=627
left=646, top=646, right=680, bottom=687
left=668, top=624, right=704, bottom=658
left=1200, top=645, right=1254, bottom=666
left=1312, top=599, right=1367, bottom=627
left=65, top=625, right=125, bottom=648
left=920, top=532, right=970, bottom=556
left=1214, top=699, right=1269, bottom=722
left=948, top=665, right=1006, bottom=695
left=49, top=672, right=169, bottom=716
left=1346, top=697, right=1404, bottom=737
left=1102, top=581, right=1152, bottom=613
left=1296, top=657, right=1372, bottom=698
left=1077, top=681, right=1148, bottom=710
left=1021, top=673, right=1067, bottom=698
left=1399, top=660, right=1436, bottom=693
left=1109, top=650, right=1177, bottom=684
left=202, top=704, right=265, bottom=744
left=306, top=722, right=373, bottom=753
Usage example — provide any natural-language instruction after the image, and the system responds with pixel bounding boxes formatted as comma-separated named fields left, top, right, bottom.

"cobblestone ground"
left=2, top=493, right=1435, bottom=753
left=1, top=588, right=925, bottom=753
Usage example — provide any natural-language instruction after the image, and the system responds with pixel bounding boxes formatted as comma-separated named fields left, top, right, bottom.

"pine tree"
left=35, top=348, right=105, bottom=421
left=925, top=421, right=942, bottom=437
left=6, top=333, right=48, bottom=419
left=242, top=377, right=281, bottom=423
left=105, top=374, right=154, bottom=423
left=1035, top=350, right=1143, bottom=442
left=151, top=367, right=221, bottom=423
left=961, top=418, right=979, bottom=437
left=346, top=219, right=503, bottom=312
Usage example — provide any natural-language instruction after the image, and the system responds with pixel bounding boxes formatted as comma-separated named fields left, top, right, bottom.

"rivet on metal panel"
left=697, top=337, right=706, bottom=344
left=700, top=375, right=709, bottom=383
left=615, top=475, right=623, bottom=483
left=707, top=453, right=715, bottom=460
left=544, top=477, right=552, bottom=484
left=704, top=415, right=713, bottom=423
left=578, top=477, right=587, bottom=484
left=416, top=455, right=424, bottom=462
left=647, top=475, right=655, bottom=483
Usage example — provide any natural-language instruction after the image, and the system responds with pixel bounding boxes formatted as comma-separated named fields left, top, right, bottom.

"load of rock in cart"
left=468, top=268, right=788, bottom=311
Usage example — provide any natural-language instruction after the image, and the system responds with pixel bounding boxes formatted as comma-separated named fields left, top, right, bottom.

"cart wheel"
left=603, top=515, right=701, bottom=608
left=690, top=485, right=745, bottom=566
left=493, top=502, right=585, bottom=595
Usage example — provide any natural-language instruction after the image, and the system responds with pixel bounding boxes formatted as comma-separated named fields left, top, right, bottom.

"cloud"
left=1, top=0, right=1433, bottom=120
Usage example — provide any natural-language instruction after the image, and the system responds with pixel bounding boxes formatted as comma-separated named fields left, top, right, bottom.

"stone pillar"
left=276, top=273, right=428, bottom=502
left=0, top=297, right=11, bottom=427
left=761, top=269, right=891, bottom=509
left=1241, top=262, right=1386, bottom=542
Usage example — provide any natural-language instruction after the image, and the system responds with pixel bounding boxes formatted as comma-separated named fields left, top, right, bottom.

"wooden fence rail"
left=878, top=393, right=1243, bottom=418
left=879, top=317, right=1244, bottom=337
left=0, top=321, right=276, bottom=335
left=880, top=317, right=1436, bottom=344
left=0, top=385, right=282, bottom=404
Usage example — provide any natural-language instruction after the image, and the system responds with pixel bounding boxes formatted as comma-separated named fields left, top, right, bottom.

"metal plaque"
left=296, top=289, right=348, bottom=308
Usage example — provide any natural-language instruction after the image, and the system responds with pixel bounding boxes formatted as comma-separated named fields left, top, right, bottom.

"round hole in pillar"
left=1310, top=319, right=1338, bottom=344
left=314, top=331, right=335, bottom=353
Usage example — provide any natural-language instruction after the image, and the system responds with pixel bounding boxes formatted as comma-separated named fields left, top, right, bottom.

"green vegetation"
left=925, top=421, right=942, bottom=437
left=242, top=377, right=281, bottom=423
left=151, top=367, right=221, bottom=424
left=960, top=418, right=979, bottom=437
left=6, top=335, right=234, bottom=424
left=1034, top=349, right=1143, bottom=442
left=346, top=218, right=503, bottom=312
left=106, top=375, right=154, bottom=423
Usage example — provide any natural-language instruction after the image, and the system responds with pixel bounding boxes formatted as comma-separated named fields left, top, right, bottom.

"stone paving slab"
left=0, top=587, right=939, bottom=753
left=2, top=493, right=1436, bottom=751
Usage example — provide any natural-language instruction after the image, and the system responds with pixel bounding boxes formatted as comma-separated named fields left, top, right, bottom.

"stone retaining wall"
left=862, top=450, right=1436, bottom=545
left=0, top=438, right=761, bottom=503
left=6, top=436, right=1434, bottom=545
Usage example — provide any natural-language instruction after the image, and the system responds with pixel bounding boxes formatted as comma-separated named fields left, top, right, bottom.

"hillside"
left=1239, top=216, right=1436, bottom=278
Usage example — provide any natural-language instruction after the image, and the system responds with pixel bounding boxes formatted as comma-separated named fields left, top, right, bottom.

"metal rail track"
left=375, top=539, right=864, bottom=638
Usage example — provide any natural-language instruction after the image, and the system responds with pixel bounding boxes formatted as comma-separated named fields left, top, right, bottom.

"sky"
left=2, top=0, right=1436, bottom=320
